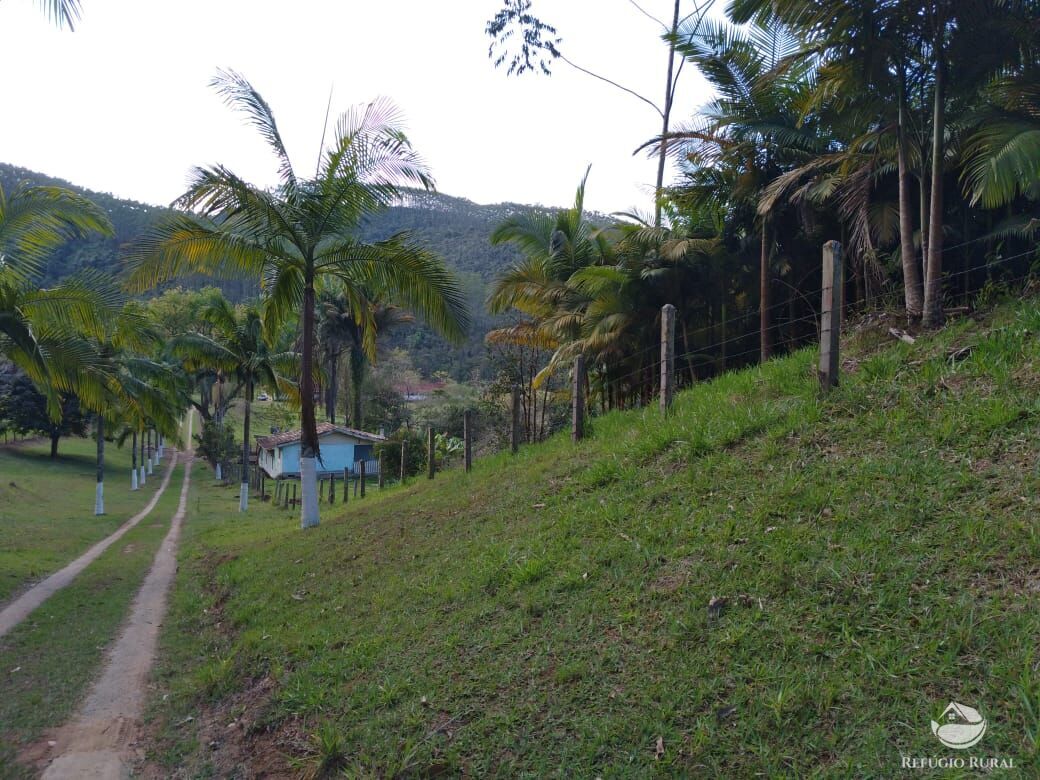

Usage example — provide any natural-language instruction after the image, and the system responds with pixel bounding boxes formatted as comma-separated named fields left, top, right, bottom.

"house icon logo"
left=931, top=702, right=987, bottom=749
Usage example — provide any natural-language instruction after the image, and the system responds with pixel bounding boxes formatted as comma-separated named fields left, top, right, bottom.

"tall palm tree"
left=649, top=18, right=821, bottom=361
left=127, top=70, right=468, bottom=528
left=171, top=297, right=297, bottom=511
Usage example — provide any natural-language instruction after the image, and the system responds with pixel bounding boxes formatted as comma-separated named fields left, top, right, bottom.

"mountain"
left=0, top=162, right=540, bottom=378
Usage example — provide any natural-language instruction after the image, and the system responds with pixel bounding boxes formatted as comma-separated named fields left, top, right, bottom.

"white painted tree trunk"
left=215, top=462, right=222, bottom=481
left=239, top=482, right=249, bottom=512
left=147, top=456, right=153, bottom=475
left=131, top=469, right=138, bottom=490
left=299, top=456, right=320, bottom=528
left=139, top=465, right=146, bottom=487
left=94, top=482, right=104, bottom=516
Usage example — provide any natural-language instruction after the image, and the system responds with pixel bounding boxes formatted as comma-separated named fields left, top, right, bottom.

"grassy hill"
left=144, top=295, right=1040, bottom=777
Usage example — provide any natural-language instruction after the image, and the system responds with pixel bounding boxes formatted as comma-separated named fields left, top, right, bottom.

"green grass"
left=148, top=297, right=1040, bottom=777
left=0, top=460, right=187, bottom=778
left=0, top=434, right=173, bottom=603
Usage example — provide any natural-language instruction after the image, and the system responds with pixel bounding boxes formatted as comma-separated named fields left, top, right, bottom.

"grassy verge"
left=0, top=435, right=172, bottom=603
left=148, top=298, right=1040, bottom=777
left=0, top=460, right=186, bottom=779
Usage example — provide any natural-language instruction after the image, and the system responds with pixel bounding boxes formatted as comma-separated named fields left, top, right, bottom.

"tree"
left=645, top=17, right=821, bottom=361
left=0, top=183, right=113, bottom=416
left=128, top=70, right=469, bottom=528
left=171, top=296, right=297, bottom=511
left=319, top=287, right=412, bottom=427
left=0, top=369, right=87, bottom=457
left=486, top=0, right=717, bottom=225
left=77, top=298, right=182, bottom=515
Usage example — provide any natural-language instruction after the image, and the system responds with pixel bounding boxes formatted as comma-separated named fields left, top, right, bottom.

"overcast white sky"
left=0, top=0, right=716, bottom=215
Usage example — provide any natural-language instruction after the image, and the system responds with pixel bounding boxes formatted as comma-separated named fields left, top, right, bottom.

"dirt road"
left=0, top=438, right=182, bottom=640
left=38, top=413, right=196, bottom=779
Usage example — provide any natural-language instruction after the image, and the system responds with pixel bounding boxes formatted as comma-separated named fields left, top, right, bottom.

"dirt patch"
left=137, top=674, right=302, bottom=779
left=122, top=543, right=137, bottom=555
left=650, top=556, right=699, bottom=594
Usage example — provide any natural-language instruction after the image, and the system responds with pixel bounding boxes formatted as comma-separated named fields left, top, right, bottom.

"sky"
left=0, top=0, right=716, bottom=215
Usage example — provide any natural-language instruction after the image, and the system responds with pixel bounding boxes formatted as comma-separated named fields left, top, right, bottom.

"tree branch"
left=558, top=54, right=663, bottom=117
left=626, top=0, right=668, bottom=30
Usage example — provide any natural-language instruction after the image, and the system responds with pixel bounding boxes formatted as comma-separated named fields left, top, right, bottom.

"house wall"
left=260, top=432, right=378, bottom=477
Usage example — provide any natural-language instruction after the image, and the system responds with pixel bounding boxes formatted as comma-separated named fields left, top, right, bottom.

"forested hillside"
left=0, top=162, right=543, bottom=378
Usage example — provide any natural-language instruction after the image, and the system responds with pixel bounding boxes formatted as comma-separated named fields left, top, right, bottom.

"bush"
left=375, top=428, right=427, bottom=480
left=194, top=420, right=236, bottom=472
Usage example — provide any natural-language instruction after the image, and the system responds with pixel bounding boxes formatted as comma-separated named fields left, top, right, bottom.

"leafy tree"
left=193, top=419, right=237, bottom=474
left=0, top=370, right=87, bottom=457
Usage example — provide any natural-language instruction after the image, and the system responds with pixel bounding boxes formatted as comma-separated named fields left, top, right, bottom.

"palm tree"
left=653, top=17, right=821, bottom=361
left=78, top=299, right=182, bottom=515
left=128, top=70, right=468, bottom=527
left=319, top=287, right=412, bottom=427
left=171, top=296, right=297, bottom=511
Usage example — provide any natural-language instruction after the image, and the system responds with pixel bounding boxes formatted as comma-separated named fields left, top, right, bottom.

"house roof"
left=255, top=421, right=385, bottom=450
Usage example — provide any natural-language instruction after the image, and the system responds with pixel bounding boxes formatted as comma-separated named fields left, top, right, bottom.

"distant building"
left=256, top=422, right=385, bottom=479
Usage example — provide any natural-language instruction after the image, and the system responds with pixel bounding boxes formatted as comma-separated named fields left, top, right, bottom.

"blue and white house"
left=256, top=422, right=385, bottom=479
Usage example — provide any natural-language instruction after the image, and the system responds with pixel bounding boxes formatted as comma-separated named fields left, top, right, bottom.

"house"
left=256, top=422, right=385, bottom=479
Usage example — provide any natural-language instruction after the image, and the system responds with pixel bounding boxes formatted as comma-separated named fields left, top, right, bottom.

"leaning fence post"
left=819, top=240, right=844, bottom=392
left=464, top=409, right=473, bottom=473
left=378, top=451, right=385, bottom=489
left=510, top=384, right=520, bottom=454
left=427, top=427, right=436, bottom=479
left=360, top=459, right=366, bottom=497
left=660, top=303, right=676, bottom=413
left=572, top=355, right=586, bottom=442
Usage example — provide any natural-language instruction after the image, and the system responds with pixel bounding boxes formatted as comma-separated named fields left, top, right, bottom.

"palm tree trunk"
left=328, top=351, right=338, bottom=425
left=131, top=429, right=138, bottom=490
left=214, top=376, right=223, bottom=480
left=146, top=428, right=154, bottom=475
left=897, top=66, right=924, bottom=319
left=350, top=347, right=365, bottom=428
left=50, top=431, right=60, bottom=458
left=654, top=0, right=681, bottom=227
left=94, top=415, right=104, bottom=515
left=139, top=425, right=146, bottom=487
left=240, top=377, right=251, bottom=512
left=759, top=220, right=772, bottom=362
left=922, top=20, right=946, bottom=329
left=300, top=276, right=320, bottom=529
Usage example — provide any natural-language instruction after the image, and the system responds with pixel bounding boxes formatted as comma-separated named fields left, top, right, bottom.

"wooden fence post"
left=292, top=482, right=297, bottom=509
left=360, top=459, right=366, bottom=497
left=572, top=355, right=585, bottom=442
left=510, top=384, right=520, bottom=454
left=378, top=452, right=385, bottom=489
left=464, top=409, right=473, bottom=473
left=427, top=427, right=436, bottom=479
left=343, top=467, right=349, bottom=503
left=329, top=473, right=336, bottom=504
left=400, top=440, right=407, bottom=483
left=660, top=303, right=676, bottom=413
left=819, top=240, right=843, bottom=392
